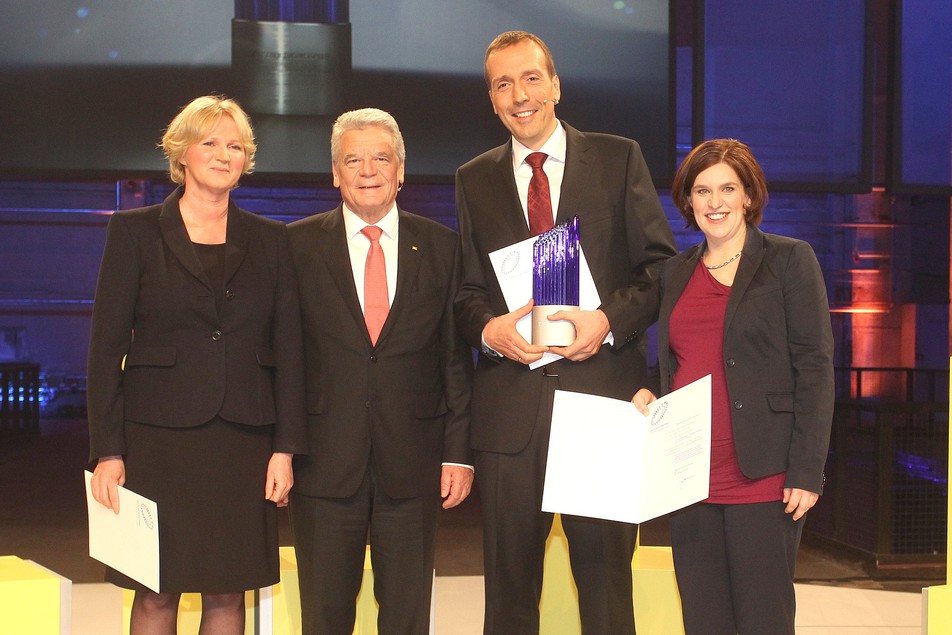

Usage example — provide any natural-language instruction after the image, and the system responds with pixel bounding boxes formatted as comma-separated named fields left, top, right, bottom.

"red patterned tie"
left=360, top=226, right=389, bottom=344
left=526, top=152, right=554, bottom=236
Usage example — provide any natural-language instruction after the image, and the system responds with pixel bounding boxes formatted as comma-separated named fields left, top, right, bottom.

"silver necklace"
left=705, top=251, right=742, bottom=270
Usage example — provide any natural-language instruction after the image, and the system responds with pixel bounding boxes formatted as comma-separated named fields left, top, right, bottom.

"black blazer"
left=454, top=122, right=677, bottom=453
left=86, top=187, right=307, bottom=461
left=657, top=226, right=835, bottom=493
left=288, top=205, right=473, bottom=499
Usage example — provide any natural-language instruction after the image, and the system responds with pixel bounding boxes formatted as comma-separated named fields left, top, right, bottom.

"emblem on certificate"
left=531, top=216, right=580, bottom=346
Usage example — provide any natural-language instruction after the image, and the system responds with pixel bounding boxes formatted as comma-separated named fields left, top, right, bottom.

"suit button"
left=370, top=355, right=377, bottom=362
left=364, top=401, right=371, bottom=408
left=733, top=400, right=743, bottom=410
left=212, top=330, right=222, bottom=341
left=225, top=289, right=235, bottom=300
left=727, top=358, right=735, bottom=367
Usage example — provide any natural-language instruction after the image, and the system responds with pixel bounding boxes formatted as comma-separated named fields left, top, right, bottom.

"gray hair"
left=330, top=108, right=406, bottom=165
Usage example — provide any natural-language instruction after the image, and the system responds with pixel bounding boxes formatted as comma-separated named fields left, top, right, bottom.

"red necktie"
left=361, top=226, right=389, bottom=344
left=526, top=152, right=554, bottom=236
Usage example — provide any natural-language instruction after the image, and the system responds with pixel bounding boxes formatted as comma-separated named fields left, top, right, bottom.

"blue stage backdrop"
left=895, top=0, right=952, bottom=192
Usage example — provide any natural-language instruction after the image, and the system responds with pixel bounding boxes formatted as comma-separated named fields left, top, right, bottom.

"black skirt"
left=105, top=417, right=278, bottom=593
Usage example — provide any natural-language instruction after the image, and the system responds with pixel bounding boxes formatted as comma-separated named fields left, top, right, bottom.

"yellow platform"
left=540, top=515, right=684, bottom=634
left=0, top=555, right=71, bottom=634
left=120, top=514, right=683, bottom=633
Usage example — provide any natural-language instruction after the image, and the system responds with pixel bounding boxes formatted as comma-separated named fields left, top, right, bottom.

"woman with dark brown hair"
left=633, top=139, right=834, bottom=634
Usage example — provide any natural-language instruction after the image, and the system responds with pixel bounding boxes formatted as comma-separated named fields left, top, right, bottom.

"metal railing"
left=835, top=366, right=949, bottom=403
left=808, top=369, right=949, bottom=569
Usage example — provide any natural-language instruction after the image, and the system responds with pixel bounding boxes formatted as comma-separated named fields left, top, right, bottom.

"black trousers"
left=477, top=375, right=638, bottom=634
left=290, top=467, right=439, bottom=635
left=670, top=501, right=804, bottom=635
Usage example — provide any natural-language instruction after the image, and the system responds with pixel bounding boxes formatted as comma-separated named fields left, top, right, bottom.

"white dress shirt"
left=342, top=203, right=399, bottom=311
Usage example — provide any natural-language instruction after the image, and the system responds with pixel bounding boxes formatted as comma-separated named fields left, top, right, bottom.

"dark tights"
left=129, top=590, right=245, bottom=635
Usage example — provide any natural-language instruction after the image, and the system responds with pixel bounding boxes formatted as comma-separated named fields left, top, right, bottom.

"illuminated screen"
left=0, top=1, right=672, bottom=181
left=702, top=0, right=867, bottom=188
left=897, top=0, right=952, bottom=190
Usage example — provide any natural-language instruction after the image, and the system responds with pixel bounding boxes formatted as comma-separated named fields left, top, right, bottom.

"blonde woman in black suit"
left=632, top=139, right=834, bottom=634
left=87, top=95, right=307, bottom=634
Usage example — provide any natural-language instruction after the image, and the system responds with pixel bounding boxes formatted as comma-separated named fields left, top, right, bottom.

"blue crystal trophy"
left=531, top=217, right=581, bottom=346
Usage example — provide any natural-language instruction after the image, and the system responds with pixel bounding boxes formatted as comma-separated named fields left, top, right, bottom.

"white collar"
left=342, top=203, right=399, bottom=240
left=511, top=121, right=567, bottom=168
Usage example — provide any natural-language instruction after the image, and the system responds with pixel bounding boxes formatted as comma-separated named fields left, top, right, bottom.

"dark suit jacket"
left=86, top=187, right=308, bottom=461
left=288, top=205, right=472, bottom=500
left=454, top=122, right=677, bottom=453
left=657, top=226, right=835, bottom=494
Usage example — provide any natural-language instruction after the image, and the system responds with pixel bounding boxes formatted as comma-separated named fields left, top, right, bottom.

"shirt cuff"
left=442, top=462, right=475, bottom=472
left=480, top=330, right=503, bottom=358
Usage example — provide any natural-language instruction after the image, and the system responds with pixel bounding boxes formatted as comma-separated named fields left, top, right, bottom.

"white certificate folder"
left=542, top=375, right=712, bottom=524
left=84, top=470, right=160, bottom=592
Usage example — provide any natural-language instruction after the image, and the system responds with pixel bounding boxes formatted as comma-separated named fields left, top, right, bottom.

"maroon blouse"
left=669, top=261, right=785, bottom=504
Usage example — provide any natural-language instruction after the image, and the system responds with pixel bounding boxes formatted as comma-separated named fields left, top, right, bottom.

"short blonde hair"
left=161, top=95, right=256, bottom=185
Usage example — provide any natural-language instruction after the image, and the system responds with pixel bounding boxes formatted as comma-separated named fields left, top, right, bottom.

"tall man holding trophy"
left=454, top=30, right=677, bottom=634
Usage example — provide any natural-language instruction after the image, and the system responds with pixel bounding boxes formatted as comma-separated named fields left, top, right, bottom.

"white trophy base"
left=531, top=304, right=579, bottom=346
